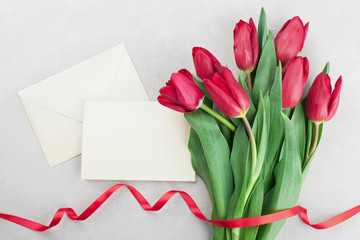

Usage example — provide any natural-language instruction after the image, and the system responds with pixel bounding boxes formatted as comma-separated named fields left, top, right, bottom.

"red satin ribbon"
left=1, top=184, right=359, bottom=231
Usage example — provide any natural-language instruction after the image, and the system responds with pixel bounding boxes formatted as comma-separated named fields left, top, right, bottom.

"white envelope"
left=81, top=101, right=195, bottom=181
left=18, top=44, right=149, bottom=167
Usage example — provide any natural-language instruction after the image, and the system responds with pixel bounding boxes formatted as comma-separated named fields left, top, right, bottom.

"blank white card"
left=81, top=101, right=195, bottom=181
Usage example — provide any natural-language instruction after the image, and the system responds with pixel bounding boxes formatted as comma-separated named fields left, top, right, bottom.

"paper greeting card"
left=18, top=44, right=149, bottom=167
left=81, top=101, right=195, bottom=181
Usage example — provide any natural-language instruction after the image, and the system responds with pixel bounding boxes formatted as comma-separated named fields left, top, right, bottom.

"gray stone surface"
left=1, top=0, right=360, bottom=239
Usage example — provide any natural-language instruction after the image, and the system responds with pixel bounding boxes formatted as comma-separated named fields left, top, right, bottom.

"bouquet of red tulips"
left=158, top=8, right=342, bottom=240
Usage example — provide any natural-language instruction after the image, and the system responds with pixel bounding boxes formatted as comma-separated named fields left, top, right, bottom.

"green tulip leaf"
left=257, top=113, right=302, bottom=240
left=253, top=93, right=269, bottom=180
left=230, top=145, right=252, bottom=240
left=262, top=63, right=284, bottom=193
left=219, top=110, right=233, bottom=148
left=305, top=119, right=313, bottom=157
left=188, top=127, right=227, bottom=240
left=302, top=119, right=324, bottom=182
left=230, top=122, right=250, bottom=197
left=188, top=128, right=215, bottom=204
left=323, top=62, right=330, bottom=75
left=188, top=128, right=224, bottom=240
left=258, top=7, right=268, bottom=54
left=240, top=178, right=264, bottom=240
left=252, top=31, right=277, bottom=108
left=291, top=103, right=306, bottom=162
left=230, top=116, right=241, bottom=127
left=227, top=121, right=250, bottom=216
left=203, top=95, right=213, bottom=107
left=185, top=110, right=233, bottom=220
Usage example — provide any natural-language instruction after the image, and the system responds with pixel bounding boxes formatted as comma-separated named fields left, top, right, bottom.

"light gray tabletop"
left=1, top=0, right=360, bottom=239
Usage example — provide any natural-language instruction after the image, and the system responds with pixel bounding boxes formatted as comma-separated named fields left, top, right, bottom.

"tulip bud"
left=306, top=73, right=342, bottom=123
left=204, top=67, right=250, bottom=118
left=282, top=56, right=309, bottom=109
left=275, top=16, right=309, bottom=65
left=192, top=47, right=223, bottom=80
left=233, top=18, right=259, bottom=73
left=158, top=69, right=205, bottom=113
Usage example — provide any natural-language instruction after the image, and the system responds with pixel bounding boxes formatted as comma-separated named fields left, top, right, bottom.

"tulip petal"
left=281, top=56, right=296, bottom=75
left=204, top=79, right=242, bottom=118
left=158, top=69, right=204, bottom=113
left=178, top=69, right=206, bottom=99
left=170, top=73, right=202, bottom=108
left=324, top=74, right=332, bottom=92
left=159, top=84, right=178, bottom=103
left=275, top=16, right=307, bottom=65
left=326, top=76, right=342, bottom=121
left=304, top=22, right=309, bottom=42
left=233, top=18, right=259, bottom=72
left=235, top=24, right=253, bottom=66
left=303, top=57, right=310, bottom=77
left=192, top=47, right=222, bottom=79
left=193, top=51, right=215, bottom=79
left=210, top=73, right=233, bottom=97
left=178, top=69, right=194, bottom=81
left=282, top=57, right=309, bottom=109
left=157, top=96, right=187, bottom=113
left=277, top=18, right=291, bottom=34
left=222, top=67, right=250, bottom=112
left=249, top=17, right=259, bottom=67
left=306, top=73, right=332, bottom=122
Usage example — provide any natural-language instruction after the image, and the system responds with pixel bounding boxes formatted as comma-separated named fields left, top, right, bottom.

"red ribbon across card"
left=1, top=184, right=360, bottom=231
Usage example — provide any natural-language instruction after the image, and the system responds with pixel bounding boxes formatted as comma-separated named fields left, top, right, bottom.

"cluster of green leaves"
left=185, top=7, right=326, bottom=240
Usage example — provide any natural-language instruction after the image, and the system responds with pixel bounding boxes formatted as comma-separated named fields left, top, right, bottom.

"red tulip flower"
left=192, top=47, right=223, bottom=80
left=204, top=67, right=250, bottom=118
left=158, top=69, right=205, bottom=113
left=233, top=18, right=259, bottom=73
left=282, top=56, right=309, bottom=109
left=275, top=16, right=309, bottom=65
left=306, top=73, right=342, bottom=123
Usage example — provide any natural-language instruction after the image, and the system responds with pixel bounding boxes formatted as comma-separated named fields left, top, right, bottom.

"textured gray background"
left=1, top=0, right=360, bottom=239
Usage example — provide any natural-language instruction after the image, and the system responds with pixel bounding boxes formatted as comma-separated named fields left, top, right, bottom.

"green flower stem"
left=232, top=116, right=258, bottom=240
left=302, top=122, right=319, bottom=171
left=243, top=116, right=257, bottom=180
left=199, top=104, right=236, bottom=132
left=246, top=72, right=253, bottom=96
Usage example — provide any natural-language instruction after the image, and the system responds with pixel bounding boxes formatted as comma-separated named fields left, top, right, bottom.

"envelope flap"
left=20, top=99, right=83, bottom=167
left=18, top=44, right=135, bottom=122
left=107, top=46, right=149, bottom=101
